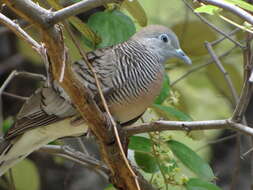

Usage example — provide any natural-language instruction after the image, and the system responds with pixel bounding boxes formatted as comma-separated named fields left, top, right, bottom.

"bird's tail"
left=0, top=118, right=88, bottom=176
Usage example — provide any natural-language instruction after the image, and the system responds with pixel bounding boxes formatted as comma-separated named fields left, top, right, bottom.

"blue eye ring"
left=159, top=34, right=169, bottom=43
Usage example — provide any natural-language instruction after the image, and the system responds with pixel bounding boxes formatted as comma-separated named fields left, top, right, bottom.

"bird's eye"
left=159, top=34, right=169, bottom=43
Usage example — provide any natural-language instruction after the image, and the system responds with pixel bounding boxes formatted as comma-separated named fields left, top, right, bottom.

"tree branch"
left=205, top=41, right=239, bottom=106
left=38, top=145, right=109, bottom=174
left=0, top=12, right=41, bottom=54
left=50, top=0, right=119, bottom=25
left=197, top=0, right=253, bottom=25
left=124, top=119, right=253, bottom=137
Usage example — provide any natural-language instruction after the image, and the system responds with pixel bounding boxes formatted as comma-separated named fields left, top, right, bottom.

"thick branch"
left=6, top=0, right=50, bottom=27
left=197, top=0, right=253, bottom=25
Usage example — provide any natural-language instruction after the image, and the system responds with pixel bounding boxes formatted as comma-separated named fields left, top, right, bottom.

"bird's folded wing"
left=5, top=85, right=77, bottom=140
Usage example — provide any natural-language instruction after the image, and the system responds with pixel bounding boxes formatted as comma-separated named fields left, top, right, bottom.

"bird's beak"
left=175, top=49, right=192, bottom=65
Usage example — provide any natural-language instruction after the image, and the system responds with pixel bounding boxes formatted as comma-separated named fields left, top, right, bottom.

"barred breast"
left=73, top=40, right=165, bottom=123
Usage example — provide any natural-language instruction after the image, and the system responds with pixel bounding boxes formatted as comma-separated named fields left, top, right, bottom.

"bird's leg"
left=103, top=114, right=129, bottom=156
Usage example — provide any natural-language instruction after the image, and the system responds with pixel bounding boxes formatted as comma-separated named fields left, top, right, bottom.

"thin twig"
left=196, top=133, right=237, bottom=151
left=182, top=0, right=245, bottom=48
left=232, top=53, right=253, bottom=121
left=171, top=45, right=238, bottom=86
left=0, top=71, right=18, bottom=96
left=38, top=145, right=109, bottom=174
left=50, top=0, right=119, bottom=25
left=205, top=41, right=239, bottom=106
left=2, top=92, right=28, bottom=102
left=76, top=137, right=90, bottom=155
left=241, top=147, right=253, bottom=159
left=211, top=28, right=241, bottom=46
left=0, top=13, right=41, bottom=54
left=0, top=71, right=45, bottom=134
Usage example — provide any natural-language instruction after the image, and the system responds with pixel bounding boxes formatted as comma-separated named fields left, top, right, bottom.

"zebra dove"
left=0, top=25, right=191, bottom=175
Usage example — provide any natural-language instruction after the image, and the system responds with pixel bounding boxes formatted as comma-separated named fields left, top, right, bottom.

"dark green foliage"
left=186, top=178, right=221, bottom=190
left=167, top=140, right=214, bottom=181
left=87, top=10, right=136, bottom=48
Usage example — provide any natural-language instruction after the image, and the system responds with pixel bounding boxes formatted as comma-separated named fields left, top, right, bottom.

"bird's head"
left=132, top=25, right=192, bottom=65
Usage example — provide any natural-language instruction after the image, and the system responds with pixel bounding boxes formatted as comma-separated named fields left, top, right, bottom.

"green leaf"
left=11, top=159, right=40, bottom=190
left=3, top=117, right=14, bottom=134
left=225, top=0, right=253, bottom=12
left=134, top=152, right=159, bottom=173
left=155, top=74, right=170, bottom=104
left=129, top=136, right=152, bottom=152
left=186, top=178, right=221, bottom=190
left=195, top=5, right=222, bottom=15
left=167, top=140, right=214, bottom=181
left=153, top=104, right=193, bottom=121
left=87, top=10, right=136, bottom=48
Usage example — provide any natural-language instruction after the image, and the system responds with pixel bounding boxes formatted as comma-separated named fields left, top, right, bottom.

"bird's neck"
left=115, top=39, right=163, bottom=69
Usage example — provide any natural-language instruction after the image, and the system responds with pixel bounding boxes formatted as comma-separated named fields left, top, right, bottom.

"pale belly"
left=109, top=73, right=164, bottom=123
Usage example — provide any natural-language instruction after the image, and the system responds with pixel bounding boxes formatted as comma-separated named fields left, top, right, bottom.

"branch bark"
left=197, top=0, right=253, bottom=25
left=50, top=0, right=119, bottom=25
left=124, top=119, right=253, bottom=137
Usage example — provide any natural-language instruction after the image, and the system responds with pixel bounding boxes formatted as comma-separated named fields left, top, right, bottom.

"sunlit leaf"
left=88, top=10, right=136, bottom=48
left=134, top=152, right=159, bottom=173
left=129, top=136, right=152, bottom=152
left=122, top=0, right=148, bottom=26
left=167, top=140, right=215, bottom=181
left=186, top=178, right=221, bottom=190
left=195, top=5, right=222, bottom=15
left=155, top=74, right=170, bottom=104
left=153, top=104, right=192, bottom=121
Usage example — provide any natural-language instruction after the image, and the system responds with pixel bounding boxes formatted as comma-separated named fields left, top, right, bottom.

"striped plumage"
left=0, top=25, right=191, bottom=175
left=73, top=39, right=164, bottom=123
